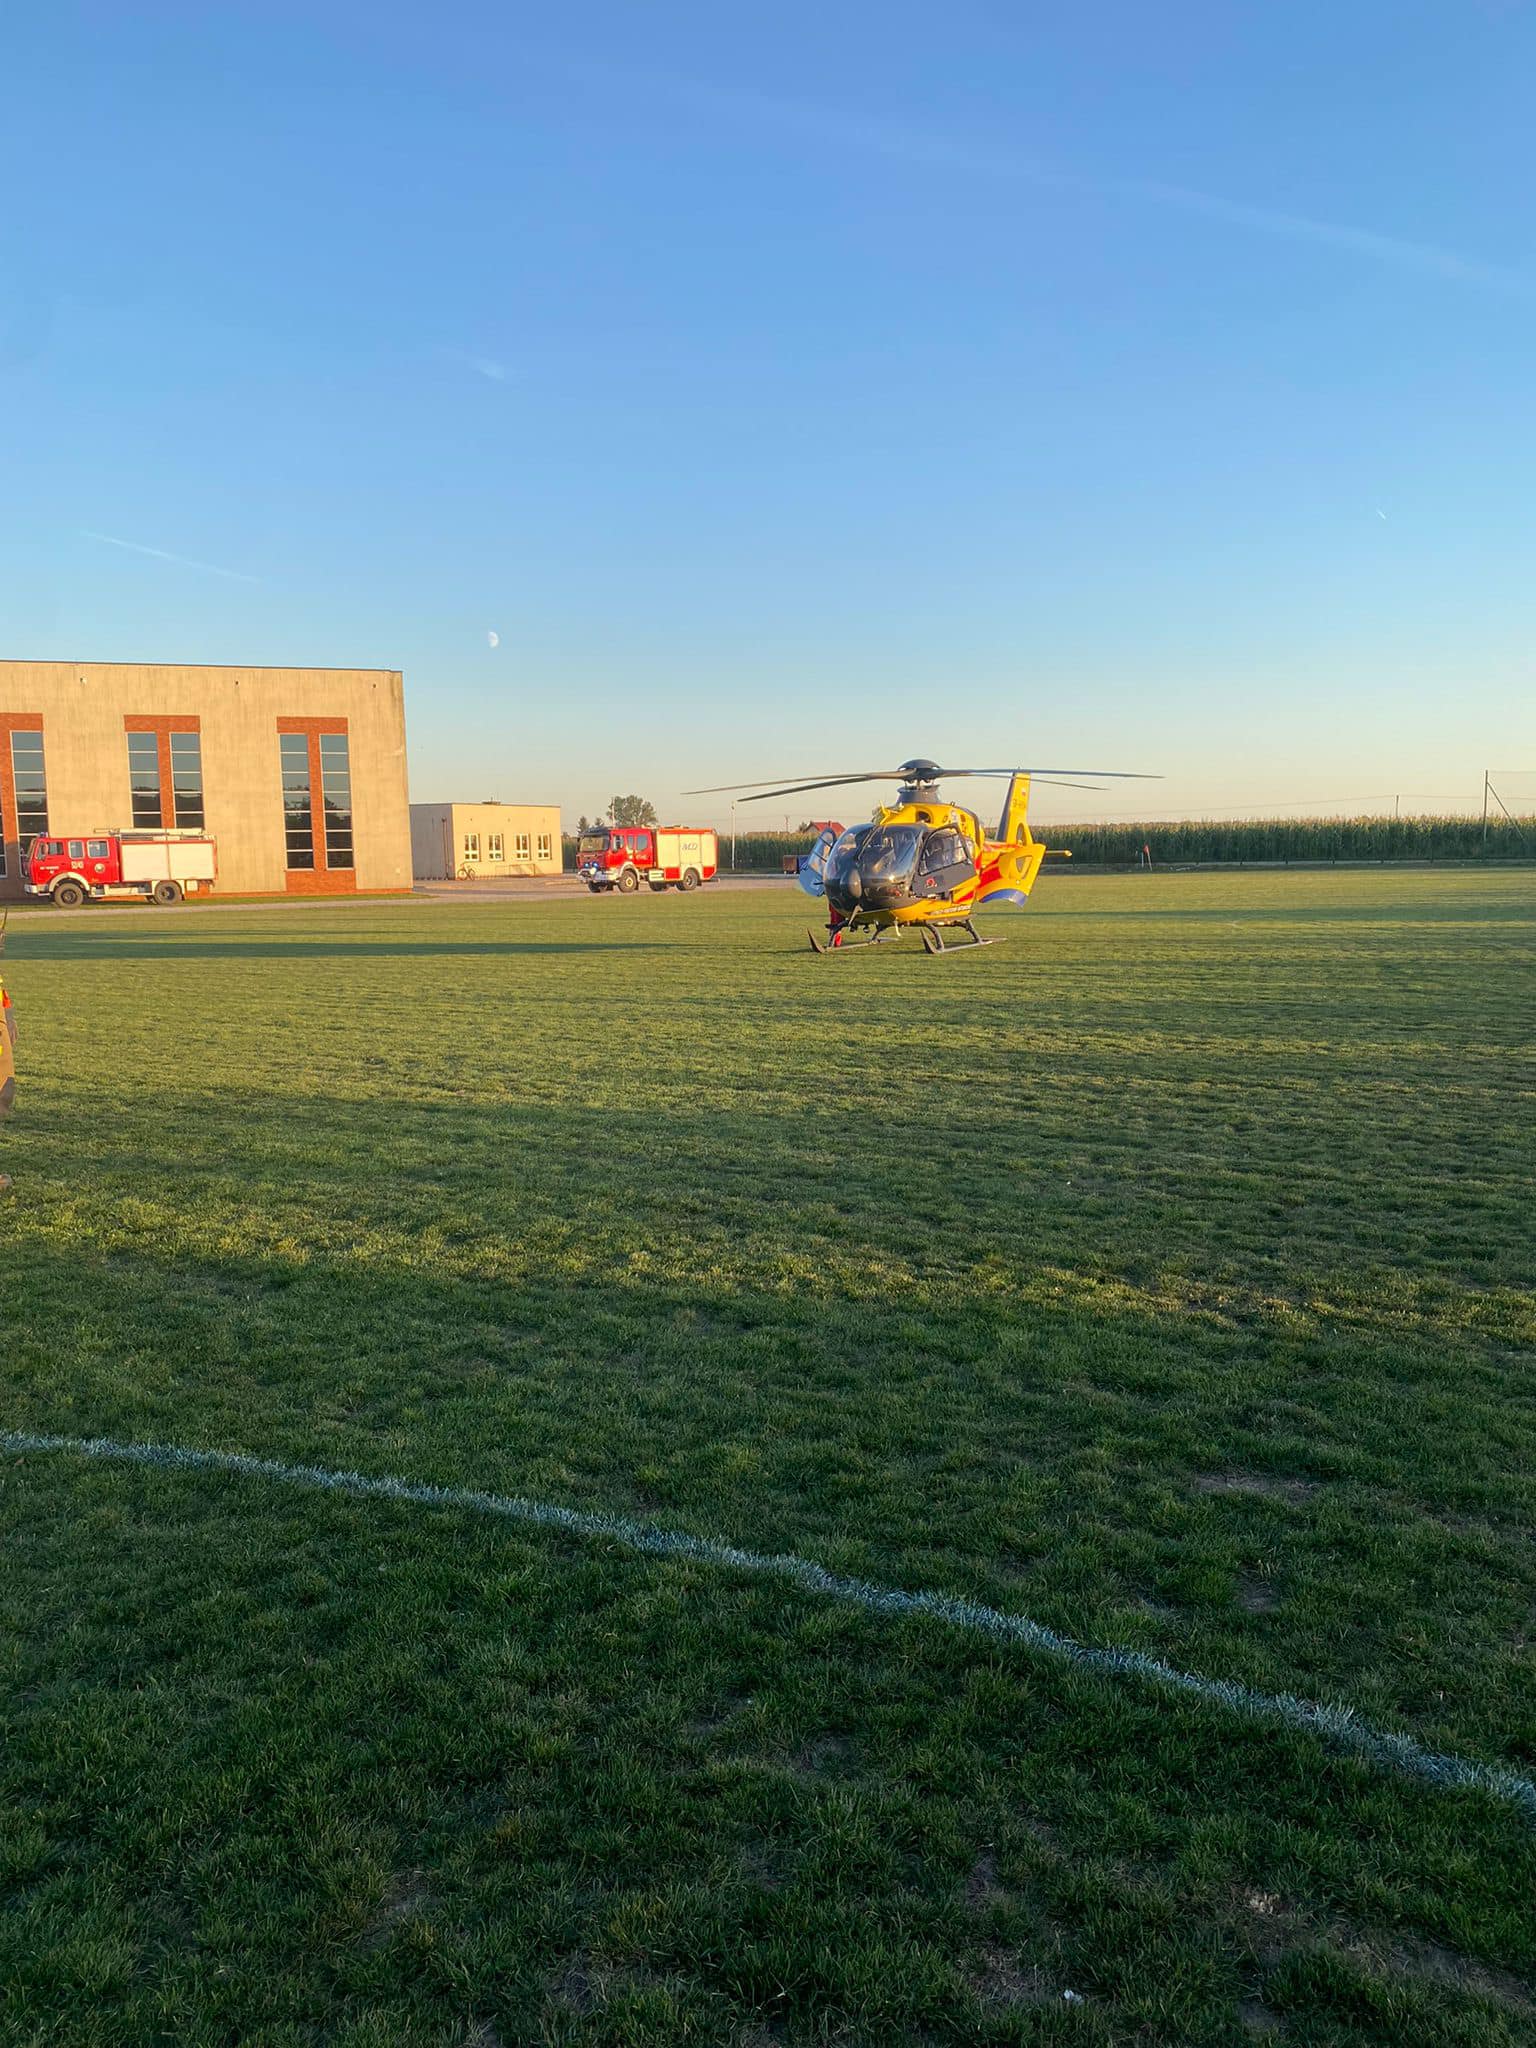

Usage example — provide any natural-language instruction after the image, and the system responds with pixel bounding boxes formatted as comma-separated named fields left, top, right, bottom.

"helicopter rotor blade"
left=735, top=771, right=1118, bottom=802
left=936, top=767, right=1163, bottom=780
left=683, top=765, right=1162, bottom=802
left=682, top=772, right=898, bottom=795
left=730, top=774, right=915, bottom=803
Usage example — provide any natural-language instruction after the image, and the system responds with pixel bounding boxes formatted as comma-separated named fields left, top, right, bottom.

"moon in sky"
left=486, top=629, right=500, bottom=648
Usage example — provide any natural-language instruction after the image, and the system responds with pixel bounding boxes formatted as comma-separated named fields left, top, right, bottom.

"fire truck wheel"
left=152, top=881, right=184, bottom=906
left=52, top=879, right=86, bottom=908
left=618, top=868, right=640, bottom=894
left=680, top=868, right=701, bottom=891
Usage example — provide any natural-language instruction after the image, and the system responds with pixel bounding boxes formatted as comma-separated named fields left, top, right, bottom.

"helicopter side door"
left=912, top=826, right=975, bottom=899
left=796, top=826, right=838, bottom=898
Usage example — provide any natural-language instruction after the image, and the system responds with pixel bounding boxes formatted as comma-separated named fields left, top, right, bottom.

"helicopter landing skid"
left=919, top=918, right=999, bottom=956
left=806, top=923, right=904, bottom=955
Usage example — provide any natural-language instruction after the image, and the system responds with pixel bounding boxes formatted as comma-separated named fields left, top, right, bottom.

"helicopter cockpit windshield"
left=822, top=826, right=869, bottom=892
left=859, top=824, right=925, bottom=881
left=822, top=823, right=932, bottom=911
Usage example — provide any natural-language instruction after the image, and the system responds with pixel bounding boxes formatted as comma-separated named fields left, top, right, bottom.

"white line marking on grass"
left=6, top=1427, right=1535, bottom=1825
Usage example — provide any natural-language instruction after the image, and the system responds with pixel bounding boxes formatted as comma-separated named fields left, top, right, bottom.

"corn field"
left=1036, top=813, right=1535, bottom=864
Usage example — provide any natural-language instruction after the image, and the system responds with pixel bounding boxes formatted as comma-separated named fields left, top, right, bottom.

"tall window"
left=536, top=832, right=553, bottom=862
left=488, top=832, right=504, bottom=862
left=127, top=727, right=203, bottom=829
left=278, top=724, right=353, bottom=878
left=170, top=732, right=205, bottom=828
left=462, top=832, right=480, bottom=863
left=280, top=732, right=314, bottom=869
left=11, top=731, right=48, bottom=853
left=318, top=732, right=352, bottom=869
left=514, top=831, right=531, bottom=861
left=128, top=731, right=162, bottom=826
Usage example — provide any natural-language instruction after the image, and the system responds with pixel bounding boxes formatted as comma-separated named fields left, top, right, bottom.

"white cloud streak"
left=443, top=347, right=511, bottom=382
left=629, top=71, right=1533, bottom=298
left=80, top=529, right=262, bottom=583
left=1119, top=176, right=1531, bottom=292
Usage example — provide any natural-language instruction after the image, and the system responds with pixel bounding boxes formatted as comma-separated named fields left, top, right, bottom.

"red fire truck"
left=576, top=826, right=718, bottom=894
left=25, top=829, right=218, bottom=907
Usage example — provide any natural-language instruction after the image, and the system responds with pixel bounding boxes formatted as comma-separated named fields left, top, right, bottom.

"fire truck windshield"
left=578, top=833, right=610, bottom=859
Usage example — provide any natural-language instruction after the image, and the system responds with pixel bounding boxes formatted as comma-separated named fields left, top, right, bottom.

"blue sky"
left=3, top=1, right=1532, bottom=825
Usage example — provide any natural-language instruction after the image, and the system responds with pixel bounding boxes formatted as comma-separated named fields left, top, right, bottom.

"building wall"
left=0, top=662, right=411, bottom=899
left=413, top=802, right=562, bottom=878
left=409, top=805, right=453, bottom=882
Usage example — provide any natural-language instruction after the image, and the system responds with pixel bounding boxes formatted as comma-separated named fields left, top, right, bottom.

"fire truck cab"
left=25, top=829, right=218, bottom=907
left=577, top=826, right=718, bottom=895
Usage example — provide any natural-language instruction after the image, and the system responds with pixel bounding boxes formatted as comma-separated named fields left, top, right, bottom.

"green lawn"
left=2, top=870, right=1533, bottom=2047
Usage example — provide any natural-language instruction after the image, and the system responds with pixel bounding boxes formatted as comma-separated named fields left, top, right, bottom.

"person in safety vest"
left=0, top=916, right=15, bottom=1191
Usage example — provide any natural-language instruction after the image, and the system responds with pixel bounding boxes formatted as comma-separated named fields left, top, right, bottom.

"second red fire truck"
left=576, top=826, right=718, bottom=894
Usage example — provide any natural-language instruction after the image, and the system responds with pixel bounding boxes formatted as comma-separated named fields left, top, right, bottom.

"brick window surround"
left=124, top=714, right=202, bottom=830
left=276, top=717, right=356, bottom=894
left=0, top=713, right=45, bottom=890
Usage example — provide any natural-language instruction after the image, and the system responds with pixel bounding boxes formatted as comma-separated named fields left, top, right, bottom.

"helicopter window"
left=859, top=825, right=924, bottom=880
left=920, top=828, right=968, bottom=873
left=823, top=826, right=871, bottom=888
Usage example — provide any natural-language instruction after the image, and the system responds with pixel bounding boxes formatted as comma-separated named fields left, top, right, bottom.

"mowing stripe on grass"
left=6, top=1425, right=1535, bottom=1825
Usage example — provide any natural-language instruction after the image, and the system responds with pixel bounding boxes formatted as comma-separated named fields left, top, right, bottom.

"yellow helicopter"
left=686, top=759, right=1158, bottom=954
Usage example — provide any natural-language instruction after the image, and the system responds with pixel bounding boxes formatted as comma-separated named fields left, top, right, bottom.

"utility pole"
left=1482, top=770, right=1490, bottom=846
left=731, top=800, right=738, bottom=871
left=1484, top=774, right=1529, bottom=847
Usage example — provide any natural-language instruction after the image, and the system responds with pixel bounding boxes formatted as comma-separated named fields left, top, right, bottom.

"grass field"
left=2, top=870, right=1534, bottom=2047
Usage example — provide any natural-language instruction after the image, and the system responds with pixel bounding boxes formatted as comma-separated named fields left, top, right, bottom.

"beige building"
left=0, top=661, right=411, bottom=900
left=411, top=802, right=562, bottom=880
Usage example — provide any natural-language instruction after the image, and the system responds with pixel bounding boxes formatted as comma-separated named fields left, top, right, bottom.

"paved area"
left=0, top=873, right=795, bottom=925
left=414, top=873, right=791, bottom=901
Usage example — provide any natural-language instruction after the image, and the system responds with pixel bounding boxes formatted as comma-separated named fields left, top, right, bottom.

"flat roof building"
left=0, top=661, right=411, bottom=899
left=411, top=802, right=562, bottom=880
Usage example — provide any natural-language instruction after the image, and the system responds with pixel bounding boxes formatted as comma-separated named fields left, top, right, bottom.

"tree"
left=608, top=794, right=657, bottom=827
left=576, top=815, right=590, bottom=834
